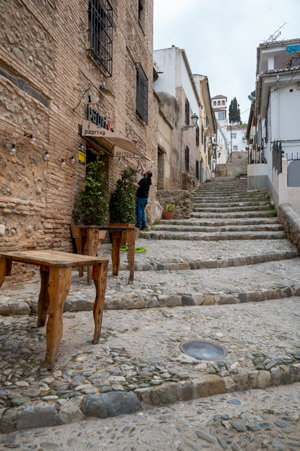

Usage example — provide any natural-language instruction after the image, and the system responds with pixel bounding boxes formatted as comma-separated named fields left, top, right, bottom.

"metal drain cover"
left=179, top=339, right=227, bottom=360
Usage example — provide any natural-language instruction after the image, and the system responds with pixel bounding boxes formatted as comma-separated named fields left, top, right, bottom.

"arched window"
left=222, top=100, right=225, bottom=105
left=218, top=101, right=221, bottom=105
left=213, top=101, right=216, bottom=106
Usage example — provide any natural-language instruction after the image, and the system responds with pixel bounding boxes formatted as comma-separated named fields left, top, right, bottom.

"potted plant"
left=109, top=167, right=136, bottom=244
left=163, top=203, right=175, bottom=220
left=71, top=154, right=108, bottom=281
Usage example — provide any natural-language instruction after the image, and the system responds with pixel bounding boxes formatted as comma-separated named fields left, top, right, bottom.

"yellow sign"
left=78, top=150, right=86, bottom=165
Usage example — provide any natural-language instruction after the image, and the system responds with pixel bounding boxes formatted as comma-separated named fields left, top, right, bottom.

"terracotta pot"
left=163, top=211, right=175, bottom=220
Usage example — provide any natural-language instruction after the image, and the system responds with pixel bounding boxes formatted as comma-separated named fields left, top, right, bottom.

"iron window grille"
left=185, top=146, right=189, bottom=172
left=136, top=63, right=148, bottom=124
left=185, top=98, right=190, bottom=125
left=196, top=125, right=200, bottom=146
left=88, top=0, right=113, bottom=77
left=204, top=136, right=206, bottom=153
left=196, top=160, right=199, bottom=180
left=201, top=125, right=204, bottom=144
left=206, top=116, right=209, bottom=127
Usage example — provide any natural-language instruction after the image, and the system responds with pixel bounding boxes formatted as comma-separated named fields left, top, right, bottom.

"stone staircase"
left=140, top=177, right=285, bottom=241
left=227, top=151, right=248, bottom=177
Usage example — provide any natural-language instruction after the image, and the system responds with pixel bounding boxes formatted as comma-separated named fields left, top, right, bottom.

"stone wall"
left=156, top=190, right=193, bottom=219
left=0, top=0, right=155, bottom=284
left=279, top=203, right=300, bottom=253
left=215, top=164, right=227, bottom=177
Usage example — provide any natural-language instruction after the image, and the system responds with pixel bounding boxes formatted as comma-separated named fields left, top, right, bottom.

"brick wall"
left=0, top=0, right=154, bottom=284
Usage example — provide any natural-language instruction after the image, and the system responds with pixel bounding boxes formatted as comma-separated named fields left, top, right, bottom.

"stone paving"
left=0, top=298, right=300, bottom=429
left=1, top=173, right=300, bottom=439
left=1, top=383, right=300, bottom=450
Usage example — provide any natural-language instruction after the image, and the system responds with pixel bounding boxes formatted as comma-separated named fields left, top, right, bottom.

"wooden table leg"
left=87, top=228, right=99, bottom=285
left=37, top=267, right=50, bottom=327
left=92, top=262, right=108, bottom=344
left=127, top=228, right=135, bottom=284
left=0, top=257, right=12, bottom=288
left=111, top=231, right=122, bottom=276
left=45, top=266, right=72, bottom=368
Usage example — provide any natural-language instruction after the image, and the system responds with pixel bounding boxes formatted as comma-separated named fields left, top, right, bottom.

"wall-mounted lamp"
left=29, top=134, right=36, bottom=144
left=78, top=143, right=85, bottom=152
left=71, top=155, right=75, bottom=164
left=182, top=113, right=199, bottom=132
left=61, top=159, right=65, bottom=167
left=10, top=144, right=16, bottom=155
left=44, top=151, right=49, bottom=161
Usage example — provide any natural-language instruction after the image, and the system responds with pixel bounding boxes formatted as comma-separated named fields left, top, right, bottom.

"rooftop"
left=258, top=38, right=300, bottom=49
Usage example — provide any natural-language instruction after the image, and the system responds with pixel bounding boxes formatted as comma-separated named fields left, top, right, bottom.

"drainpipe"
left=277, top=74, right=280, bottom=141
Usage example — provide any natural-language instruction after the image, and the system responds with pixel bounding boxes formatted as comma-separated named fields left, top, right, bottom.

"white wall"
left=227, top=128, right=247, bottom=152
left=153, top=49, right=176, bottom=97
left=154, top=47, right=199, bottom=116
left=179, top=53, right=198, bottom=115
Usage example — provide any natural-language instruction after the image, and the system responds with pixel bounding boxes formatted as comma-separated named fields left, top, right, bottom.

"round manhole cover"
left=179, top=340, right=227, bottom=360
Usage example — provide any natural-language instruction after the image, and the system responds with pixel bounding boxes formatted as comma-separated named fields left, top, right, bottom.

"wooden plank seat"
left=0, top=250, right=109, bottom=368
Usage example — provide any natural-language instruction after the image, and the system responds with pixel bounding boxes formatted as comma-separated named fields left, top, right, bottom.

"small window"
left=204, top=136, right=206, bottom=153
left=185, top=146, right=189, bottom=171
left=218, top=101, right=221, bottom=105
left=233, top=145, right=238, bottom=151
left=206, top=116, right=209, bottom=127
left=201, top=125, right=204, bottom=144
left=218, top=112, right=225, bottom=120
left=185, top=98, right=190, bottom=125
left=196, top=125, right=200, bottom=146
left=136, top=62, right=148, bottom=124
left=138, top=0, right=143, bottom=20
left=232, top=133, right=237, bottom=139
left=222, top=100, right=225, bottom=105
left=213, top=101, right=216, bottom=106
left=196, top=160, right=199, bottom=180
left=88, top=0, right=114, bottom=77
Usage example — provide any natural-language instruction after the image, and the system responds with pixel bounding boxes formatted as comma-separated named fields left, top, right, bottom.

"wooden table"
left=72, top=224, right=136, bottom=284
left=71, top=226, right=107, bottom=284
left=0, top=250, right=109, bottom=368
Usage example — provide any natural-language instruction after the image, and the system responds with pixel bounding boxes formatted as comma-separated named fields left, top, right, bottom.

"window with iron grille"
left=136, top=63, right=148, bottom=124
left=138, top=0, right=144, bottom=20
left=206, top=116, right=209, bottom=127
left=88, top=0, right=113, bottom=77
left=185, top=146, right=189, bottom=172
left=196, top=160, right=199, bottom=180
left=201, top=125, right=204, bottom=144
left=196, top=125, right=200, bottom=146
left=185, top=98, right=190, bottom=125
left=204, top=136, right=206, bottom=153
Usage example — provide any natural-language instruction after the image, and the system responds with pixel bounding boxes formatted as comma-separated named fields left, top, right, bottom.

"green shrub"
left=109, top=167, right=136, bottom=223
left=72, top=155, right=108, bottom=225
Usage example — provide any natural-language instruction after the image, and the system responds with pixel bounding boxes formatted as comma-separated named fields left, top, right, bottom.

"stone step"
left=193, top=201, right=271, bottom=208
left=157, top=218, right=280, bottom=226
left=194, top=192, right=267, bottom=198
left=191, top=210, right=277, bottom=219
left=193, top=205, right=274, bottom=213
left=150, top=224, right=283, bottom=233
left=140, top=230, right=286, bottom=241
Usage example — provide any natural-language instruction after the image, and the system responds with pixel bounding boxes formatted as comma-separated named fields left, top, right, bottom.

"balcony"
left=286, top=55, right=300, bottom=69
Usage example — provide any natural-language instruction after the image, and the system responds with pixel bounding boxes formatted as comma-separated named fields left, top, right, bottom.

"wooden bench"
left=0, top=250, right=109, bottom=368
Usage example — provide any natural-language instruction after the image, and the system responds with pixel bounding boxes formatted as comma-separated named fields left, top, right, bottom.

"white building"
left=247, top=38, right=300, bottom=213
left=227, top=125, right=247, bottom=153
left=212, top=94, right=229, bottom=163
left=154, top=46, right=202, bottom=190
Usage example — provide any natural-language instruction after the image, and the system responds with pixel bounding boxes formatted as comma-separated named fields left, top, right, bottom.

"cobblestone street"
left=1, top=174, right=300, bottom=449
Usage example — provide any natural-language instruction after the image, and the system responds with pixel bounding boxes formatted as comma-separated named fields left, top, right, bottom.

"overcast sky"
left=153, top=0, right=300, bottom=123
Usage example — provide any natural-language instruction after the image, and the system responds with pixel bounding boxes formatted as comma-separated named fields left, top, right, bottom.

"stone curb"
left=0, top=280, right=299, bottom=316
left=0, top=391, right=141, bottom=433
left=0, top=365, right=300, bottom=433
left=135, top=363, right=300, bottom=406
